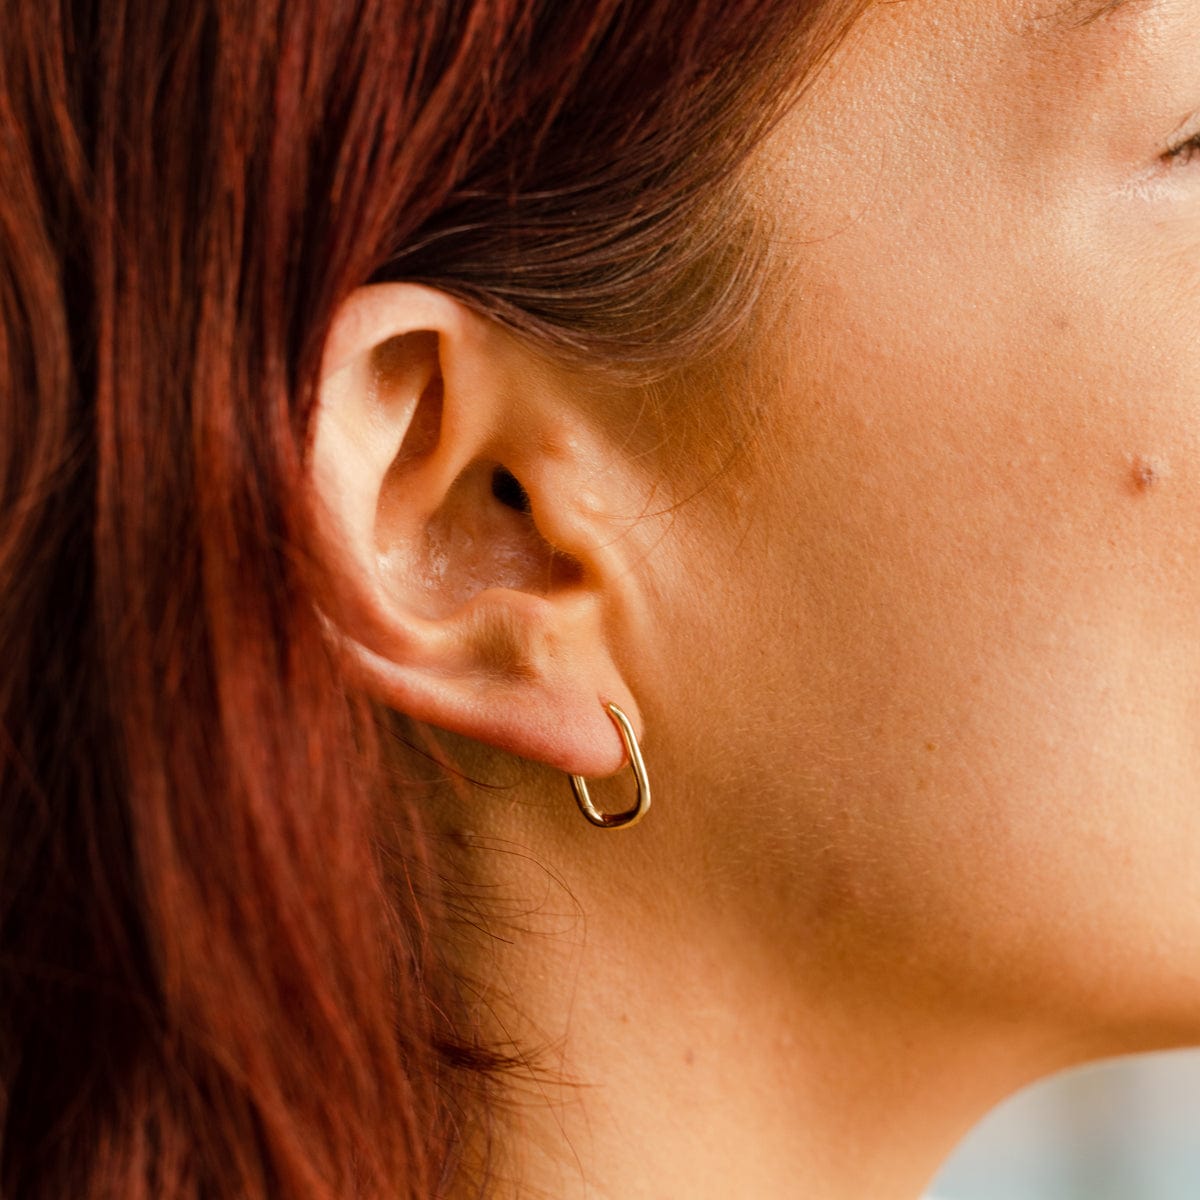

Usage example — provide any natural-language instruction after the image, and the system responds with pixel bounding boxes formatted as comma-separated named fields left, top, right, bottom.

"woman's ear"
left=309, top=283, right=642, bottom=777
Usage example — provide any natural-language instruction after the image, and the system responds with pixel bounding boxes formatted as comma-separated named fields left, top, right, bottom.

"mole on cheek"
left=1129, top=455, right=1170, bottom=495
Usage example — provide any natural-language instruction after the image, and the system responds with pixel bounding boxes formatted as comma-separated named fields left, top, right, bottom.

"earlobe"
left=308, top=283, right=642, bottom=779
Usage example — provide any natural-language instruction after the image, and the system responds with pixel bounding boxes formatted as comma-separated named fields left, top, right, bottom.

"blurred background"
left=931, top=1050, right=1200, bottom=1199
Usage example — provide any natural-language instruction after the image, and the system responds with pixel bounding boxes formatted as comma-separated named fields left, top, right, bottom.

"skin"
left=314, top=0, right=1200, bottom=1195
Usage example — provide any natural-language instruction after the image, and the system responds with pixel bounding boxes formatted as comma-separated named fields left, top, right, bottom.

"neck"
left=436, top=800, right=1079, bottom=1200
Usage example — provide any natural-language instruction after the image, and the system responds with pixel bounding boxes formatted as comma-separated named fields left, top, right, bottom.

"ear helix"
left=568, top=702, right=651, bottom=829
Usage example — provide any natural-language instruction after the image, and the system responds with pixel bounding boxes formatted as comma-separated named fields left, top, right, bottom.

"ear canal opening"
left=490, top=466, right=532, bottom=514
left=487, top=465, right=582, bottom=589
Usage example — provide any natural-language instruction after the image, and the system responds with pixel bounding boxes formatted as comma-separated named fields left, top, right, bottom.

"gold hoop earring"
left=569, top=703, right=651, bottom=829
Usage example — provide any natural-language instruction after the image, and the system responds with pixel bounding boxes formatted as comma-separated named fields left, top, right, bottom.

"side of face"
left=636, top=0, right=1200, bottom=1046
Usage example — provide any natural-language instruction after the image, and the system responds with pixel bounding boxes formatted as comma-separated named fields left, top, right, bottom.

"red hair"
left=0, top=1, right=853, bottom=1195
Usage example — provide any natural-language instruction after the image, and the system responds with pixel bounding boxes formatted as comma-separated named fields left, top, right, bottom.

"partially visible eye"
left=1164, top=130, right=1200, bottom=167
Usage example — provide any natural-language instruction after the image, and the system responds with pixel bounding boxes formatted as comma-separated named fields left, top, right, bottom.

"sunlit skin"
left=313, top=0, right=1200, bottom=1196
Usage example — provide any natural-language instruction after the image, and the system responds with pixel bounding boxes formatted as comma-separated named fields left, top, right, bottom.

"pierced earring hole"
left=491, top=466, right=532, bottom=514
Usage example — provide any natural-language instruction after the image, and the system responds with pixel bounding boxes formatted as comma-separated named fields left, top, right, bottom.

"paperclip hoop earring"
left=569, top=702, right=651, bottom=829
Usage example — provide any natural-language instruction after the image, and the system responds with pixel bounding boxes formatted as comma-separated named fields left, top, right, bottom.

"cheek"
left=733, top=245, right=1200, bottom=1037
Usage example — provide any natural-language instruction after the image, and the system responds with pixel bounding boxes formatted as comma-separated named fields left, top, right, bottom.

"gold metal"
left=569, top=703, right=651, bottom=829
